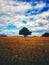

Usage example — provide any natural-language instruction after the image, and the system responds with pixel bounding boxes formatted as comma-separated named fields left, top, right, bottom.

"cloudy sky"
left=0, top=0, right=49, bottom=36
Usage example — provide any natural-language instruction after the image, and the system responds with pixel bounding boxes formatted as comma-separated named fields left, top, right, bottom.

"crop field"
left=0, top=37, right=49, bottom=65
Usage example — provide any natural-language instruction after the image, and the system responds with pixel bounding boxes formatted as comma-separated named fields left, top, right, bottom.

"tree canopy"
left=19, top=27, right=32, bottom=37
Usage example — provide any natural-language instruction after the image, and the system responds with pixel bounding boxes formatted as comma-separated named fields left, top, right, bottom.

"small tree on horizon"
left=0, top=34, right=7, bottom=37
left=19, top=27, right=32, bottom=37
left=42, top=32, right=49, bottom=37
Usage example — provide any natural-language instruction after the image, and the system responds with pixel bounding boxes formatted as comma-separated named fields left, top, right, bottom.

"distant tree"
left=19, top=27, right=32, bottom=37
left=0, top=34, right=7, bottom=37
left=42, top=32, right=49, bottom=37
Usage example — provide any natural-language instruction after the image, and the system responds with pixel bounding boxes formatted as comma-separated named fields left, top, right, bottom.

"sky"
left=0, top=0, right=49, bottom=36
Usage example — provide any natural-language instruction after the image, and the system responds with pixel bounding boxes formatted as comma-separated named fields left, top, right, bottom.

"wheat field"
left=0, top=37, right=49, bottom=65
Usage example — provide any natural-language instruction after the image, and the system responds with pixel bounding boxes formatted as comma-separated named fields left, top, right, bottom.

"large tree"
left=19, top=27, right=32, bottom=37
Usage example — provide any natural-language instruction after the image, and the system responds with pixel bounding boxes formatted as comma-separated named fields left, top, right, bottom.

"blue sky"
left=0, top=0, right=49, bottom=36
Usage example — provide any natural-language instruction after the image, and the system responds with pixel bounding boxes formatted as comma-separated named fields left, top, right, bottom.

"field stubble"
left=0, top=37, right=49, bottom=65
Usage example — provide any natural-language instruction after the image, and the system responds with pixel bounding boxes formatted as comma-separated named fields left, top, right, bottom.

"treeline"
left=0, top=34, right=7, bottom=37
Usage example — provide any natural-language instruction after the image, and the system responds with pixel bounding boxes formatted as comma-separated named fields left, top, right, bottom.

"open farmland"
left=0, top=37, right=49, bottom=65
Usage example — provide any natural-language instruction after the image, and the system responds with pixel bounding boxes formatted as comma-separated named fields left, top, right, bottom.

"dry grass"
left=0, top=36, right=49, bottom=65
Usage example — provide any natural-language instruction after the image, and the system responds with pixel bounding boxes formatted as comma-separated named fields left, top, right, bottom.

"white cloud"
left=34, top=2, right=46, bottom=9
left=0, top=30, right=19, bottom=36
left=0, top=0, right=32, bottom=14
left=0, top=0, right=49, bottom=36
